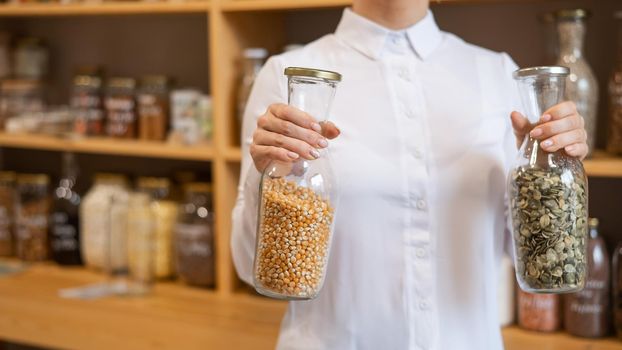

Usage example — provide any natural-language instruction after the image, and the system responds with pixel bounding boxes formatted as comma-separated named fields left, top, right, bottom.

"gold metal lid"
left=107, top=77, right=136, bottom=90
left=140, top=75, right=170, bottom=88
left=94, top=173, right=127, bottom=184
left=0, top=171, right=16, bottom=182
left=513, top=66, right=569, bottom=79
left=555, top=9, right=590, bottom=20
left=284, top=67, right=342, bottom=82
left=74, top=75, right=102, bottom=89
left=17, top=173, right=49, bottom=185
left=137, top=176, right=170, bottom=190
left=588, top=217, right=599, bottom=228
left=184, top=182, right=212, bottom=193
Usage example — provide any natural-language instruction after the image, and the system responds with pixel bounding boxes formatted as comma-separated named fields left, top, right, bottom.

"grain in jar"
left=80, top=173, right=129, bottom=272
left=137, top=177, right=176, bottom=279
left=127, top=193, right=155, bottom=293
left=15, top=174, right=49, bottom=261
left=0, top=171, right=16, bottom=256
left=254, top=178, right=334, bottom=299
left=175, top=182, right=215, bottom=287
left=105, top=77, right=136, bottom=138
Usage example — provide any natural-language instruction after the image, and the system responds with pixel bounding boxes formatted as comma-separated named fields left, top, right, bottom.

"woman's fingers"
left=538, top=128, right=587, bottom=152
left=543, top=101, right=577, bottom=120
left=253, top=129, right=321, bottom=160
left=564, top=142, right=589, bottom=159
left=269, top=103, right=322, bottom=132
left=258, top=113, right=327, bottom=149
left=510, top=111, right=532, bottom=148
left=250, top=144, right=299, bottom=170
left=530, top=113, right=583, bottom=140
left=320, top=121, right=341, bottom=140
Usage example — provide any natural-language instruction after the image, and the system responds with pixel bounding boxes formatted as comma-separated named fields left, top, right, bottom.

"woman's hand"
left=510, top=101, right=589, bottom=160
left=250, top=103, right=341, bottom=172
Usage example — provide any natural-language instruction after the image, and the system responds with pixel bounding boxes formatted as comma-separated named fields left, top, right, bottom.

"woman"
left=232, top=0, right=588, bottom=349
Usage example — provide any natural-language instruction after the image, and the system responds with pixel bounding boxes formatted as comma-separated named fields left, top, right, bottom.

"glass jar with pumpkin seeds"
left=509, top=66, right=588, bottom=293
left=253, top=67, right=341, bottom=300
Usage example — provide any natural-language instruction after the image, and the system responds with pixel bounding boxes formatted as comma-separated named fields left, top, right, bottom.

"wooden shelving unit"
left=0, top=0, right=620, bottom=349
left=0, top=262, right=620, bottom=350
left=0, top=1, right=210, bottom=16
left=0, top=133, right=215, bottom=161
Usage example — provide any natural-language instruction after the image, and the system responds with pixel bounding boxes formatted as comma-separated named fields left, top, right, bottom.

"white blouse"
left=232, top=8, right=520, bottom=350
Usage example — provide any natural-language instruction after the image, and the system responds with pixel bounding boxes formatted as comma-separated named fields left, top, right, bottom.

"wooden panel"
left=584, top=154, right=622, bottom=178
left=0, top=262, right=285, bottom=350
left=0, top=2, right=209, bottom=16
left=0, top=262, right=621, bottom=350
left=0, top=133, right=215, bottom=161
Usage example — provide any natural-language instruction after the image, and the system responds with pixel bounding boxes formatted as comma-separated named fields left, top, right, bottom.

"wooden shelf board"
left=0, top=262, right=621, bottom=350
left=0, top=1, right=209, bottom=16
left=584, top=152, right=622, bottom=178
left=0, top=133, right=215, bottom=161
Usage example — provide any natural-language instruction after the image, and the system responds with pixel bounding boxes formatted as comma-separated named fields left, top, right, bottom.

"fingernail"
left=318, top=138, right=328, bottom=148
left=565, top=145, right=576, bottom=152
left=287, top=152, right=299, bottom=159
left=541, top=140, right=553, bottom=148
left=541, top=114, right=552, bottom=122
left=530, top=128, right=543, bottom=137
left=311, top=123, right=322, bottom=132
left=310, top=149, right=320, bottom=159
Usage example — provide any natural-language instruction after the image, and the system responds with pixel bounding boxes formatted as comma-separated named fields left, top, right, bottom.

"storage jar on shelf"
left=509, top=66, right=588, bottom=293
left=174, top=182, right=215, bottom=287
left=80, top=173, right=130, bottom=273
left=0, top=171, right=16, bottom=257
left=553, top=9, right=598, bottom=156
left=608, top=10, right=622, bottom=155
left=15, top=174, right=49, bottom=262
left=563, top=218, right=610, bottom=338
left=253, top=67, right=341, bottom=300
left=50, top=152, right=82, bottom=266
left=105, top=77, right=137, bottom=139
left=127, top=192, right=155, bottom=294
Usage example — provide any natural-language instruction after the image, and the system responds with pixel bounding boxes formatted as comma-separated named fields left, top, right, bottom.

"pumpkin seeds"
left=509, top=166, right=587, bottom=292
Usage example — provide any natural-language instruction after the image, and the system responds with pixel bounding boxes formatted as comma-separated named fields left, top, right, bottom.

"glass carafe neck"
left=288, top=76, right=337, bottom=123
left=557, top=19, right=585, bottom=59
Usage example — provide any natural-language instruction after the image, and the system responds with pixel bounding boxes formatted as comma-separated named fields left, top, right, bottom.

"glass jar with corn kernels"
left=253, top=67, right=341, bottom=300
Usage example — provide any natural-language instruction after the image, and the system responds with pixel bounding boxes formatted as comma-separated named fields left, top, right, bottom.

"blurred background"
left=0, top=0, right=621, bottom=349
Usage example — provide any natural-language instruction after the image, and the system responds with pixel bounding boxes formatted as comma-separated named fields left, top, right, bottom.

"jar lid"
left=140, top=75, right=170, bottom=89
left=512, top=66, right=569, bottom=79
left=16, top=37, right=44, bottom=47
left=74, top=75, right=102, bottom=89
left=107, top=77, right=136, bottom=90
left=17, top=173, right=49, bottom=185
left=0, top=171, right=16, bottom=182
left=94, top=172, right=128, bottom=185
left=284, top=67, right=342, bottom=82
left=588, top=217, right=599, bottom=228
left=137, top=176, right=170, bottom=190
left=184, top=182, right=212, bottom=193
left=554, top=9, right=590, bottom=20
left=243, top=48, right=268, bottom=59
